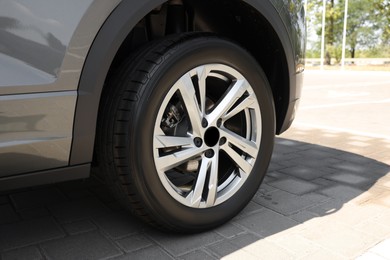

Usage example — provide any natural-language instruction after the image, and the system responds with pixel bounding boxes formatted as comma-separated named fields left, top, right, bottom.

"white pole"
left=320, top=0, right=326, bottom=69
left=305, top=0, right=308, bottom=16
left=341, top=0, right=349, bottom=69
left=305, top=0, right=308, bottom=30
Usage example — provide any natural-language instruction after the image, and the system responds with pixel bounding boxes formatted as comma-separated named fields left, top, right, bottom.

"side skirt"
left=0, top=164, right=90, bottom=191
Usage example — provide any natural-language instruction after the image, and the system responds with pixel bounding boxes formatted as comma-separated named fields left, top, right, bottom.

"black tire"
left=96, top=33, right=275, bottom=232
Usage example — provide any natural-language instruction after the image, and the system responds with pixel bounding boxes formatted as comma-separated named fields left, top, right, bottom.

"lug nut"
left=202, top=118, right=208, bottom=128
left=219, top=137, right=227, bottom=145
left=217, top=118, right=222, bottom=127
left=194, top=137, right=203, bottom=147
left=205, top=149, right=215, bottom=158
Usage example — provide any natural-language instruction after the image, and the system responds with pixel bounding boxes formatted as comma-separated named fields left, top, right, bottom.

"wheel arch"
left=70, top=0, right=166, bottom=165
left=70, top=0, right=297, bottom=165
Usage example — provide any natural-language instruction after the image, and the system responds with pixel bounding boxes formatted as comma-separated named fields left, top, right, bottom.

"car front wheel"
left=97, top=33, right=275, bottom=232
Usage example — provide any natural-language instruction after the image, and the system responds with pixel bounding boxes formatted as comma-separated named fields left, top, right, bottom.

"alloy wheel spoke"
left=222, top=92, right=256, bottom=121
left=208, top=79, right=249, bottom=123
left=155, top=146, right=205, bottom=172
left=221, top=143, right=253, bottom=175
left=177, top=73, right=203, bottom=136
left=154, top=135, right=193, bottom=149
left=220, top=128, right=258, bottom=158
left=196, top=66, right=208, bottom=116
left=205, top=150, right=219, bottom=207
left=186, top=156, right=211, bottom=207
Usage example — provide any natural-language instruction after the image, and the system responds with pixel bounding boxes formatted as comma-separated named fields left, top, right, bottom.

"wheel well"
left=106, top=0, right=289, bottom=133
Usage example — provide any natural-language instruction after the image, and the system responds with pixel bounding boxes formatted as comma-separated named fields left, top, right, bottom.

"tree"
left=374, top=0, right=390, bottom=45
left=345, top=0, right=379, bottom=58
left=306, top=0, right=385, bottom=60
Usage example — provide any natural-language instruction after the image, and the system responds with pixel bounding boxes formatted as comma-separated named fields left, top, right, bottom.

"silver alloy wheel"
left=153, top=64, right=262, bottom=208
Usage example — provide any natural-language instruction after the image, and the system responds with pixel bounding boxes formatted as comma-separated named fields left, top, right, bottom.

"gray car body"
left=0, top=0, right=305, bottom=189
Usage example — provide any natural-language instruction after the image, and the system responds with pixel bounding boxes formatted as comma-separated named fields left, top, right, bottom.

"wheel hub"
left=204, top=127, right=220, bottom=147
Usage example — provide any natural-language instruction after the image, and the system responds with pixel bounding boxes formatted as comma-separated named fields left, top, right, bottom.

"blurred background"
left=305, top=0, right=390, bottom=70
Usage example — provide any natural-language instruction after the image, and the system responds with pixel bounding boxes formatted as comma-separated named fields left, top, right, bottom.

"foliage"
left=306, top=0, right=389, bottom=59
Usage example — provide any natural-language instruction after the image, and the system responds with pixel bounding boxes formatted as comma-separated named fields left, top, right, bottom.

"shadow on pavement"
left=0, top=130, right=389, bottom=259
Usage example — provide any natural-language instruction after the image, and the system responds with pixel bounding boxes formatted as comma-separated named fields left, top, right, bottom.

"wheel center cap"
left=204, top=127, right=220, bottom=147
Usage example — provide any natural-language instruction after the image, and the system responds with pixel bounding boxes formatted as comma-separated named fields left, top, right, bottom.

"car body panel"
left=0, top=92, right=75, bottom=177
left=0, top=0, right=120, bottom=176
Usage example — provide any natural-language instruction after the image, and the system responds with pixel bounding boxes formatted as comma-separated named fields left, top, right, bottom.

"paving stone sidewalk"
left=1, top=124, right=389, bottom=260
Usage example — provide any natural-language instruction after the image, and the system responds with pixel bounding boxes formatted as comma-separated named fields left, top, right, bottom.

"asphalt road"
left=296, top=70, right=390, bottom=139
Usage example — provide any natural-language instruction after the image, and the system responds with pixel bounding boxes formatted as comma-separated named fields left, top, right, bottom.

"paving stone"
left=371, top=212, right=390, bottom=229
left=1, top=246, right=43, bottom=260
left=0, top=204, right=19, bottom=224
left=19, top=207, right=50, bottom=220
left=354, top=220, right=390, bottom=240
left=300, top=192, right=330, bottom=203
left=337, top=153, right=379, bottom=165
left=148, top=230, right=223, bottom=256
left=63, top=220, right=97, bottom=235
left=324, top=172, right=375, bottom=187
left=116, top=234, right=153, bottom=253
left=309, top=201, right=383, bottom=226
left=93, top=212, right=142, bottom=239
left=367, top=239, right=390, bottom=259
left=48, top=198, right=110, bottom=223
left=0, top=196, right=8, bottom=204
left=297, top=148, right=338, bottom=159
left=62, top=189, right=93, bottom=200
left=214, top=223, right=245, bottom=239
left=0, top=217, right=65, bottom=251
left=288, top=211, right=320, bottom=223
left=257, top=183, right=278, bottom=194
left=272, top=143, right=300, bottom=155
left=306, top=199, right=344, bottom=217
left=318, top=184, right=364, bottom=201
left=209, top=233, right=293, bottom=259
left=270, top=151, right=301, bottom=162
left=311, top=177, right=338, bottom=187
left=234, top=237, right=293, bottom=259
left=268, top=177, right=320, bottom=195
left=279, top=165, right=329, bottom=180
left=291, top=156, right=344, bottom=169
left=234, top=201, right=264, bottom=220
left=178, top=249, right=217, bottom=260
left=299, top=249, right=347, bottom=260
left=262, top=175, right=277, bottom=183
left=265, top=234, right=321, bottom=258
left=299, top=221, right=378, bottom=258
left=356, top=251, right=387, bottom=260
left=206, top=234, right=259, bottom=259
left=113, top=246, right=173, bottom=260
left=267, top=162, right=288, bottom=172
left=376, top=176, right=390, bottom=189
left=56, top=180, right=89, bottom=191
left=275, top=138, right=302, bottom=147
left=253, top=189, right=320, bottom=215
left=329, top=161, right=371, bottom=175
left=266, top=171, right=288, bottom=180
left=10, top=188, right=67, bottom=210
left=234, top=208, right=298, bottom=237
left=41, top=231, right=122, bottom=260
left=365, top=162, right=390, bottom=174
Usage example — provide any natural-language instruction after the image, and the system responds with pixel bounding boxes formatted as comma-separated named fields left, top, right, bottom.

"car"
left=0, top=0, right=305, bottom=232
